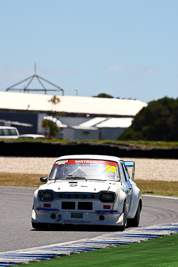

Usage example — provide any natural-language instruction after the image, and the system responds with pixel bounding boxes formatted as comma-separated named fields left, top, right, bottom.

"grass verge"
left=0, top=173, right=178, bottom=196
left=19, top=234, right=178, bottom=267
left=0, top=173, right=42, bottom=187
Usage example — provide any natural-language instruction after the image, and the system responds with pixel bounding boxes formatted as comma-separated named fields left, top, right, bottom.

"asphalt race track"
left=0, top=186, right=178, bottom=253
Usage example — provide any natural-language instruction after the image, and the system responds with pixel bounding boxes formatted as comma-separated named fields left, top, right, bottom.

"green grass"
left=19, top=234, right=178, bottom=267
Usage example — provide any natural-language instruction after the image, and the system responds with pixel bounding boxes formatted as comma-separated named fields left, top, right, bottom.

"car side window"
left=122, top=163, right=130, bottom=181
left=10, top=129, right=18, bottom=136
left=3, top=129, right=9, bottom=136
left=120, top=162, right=129, bottom=183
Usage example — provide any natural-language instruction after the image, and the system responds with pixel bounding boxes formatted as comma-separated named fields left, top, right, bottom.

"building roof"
left=96, top=117, right=133, bottom=128
left=79, top=117, right=107, bottom=127
left=0, top=91, right=147, bottom=117
left=79, top=117, right=133, bottom=128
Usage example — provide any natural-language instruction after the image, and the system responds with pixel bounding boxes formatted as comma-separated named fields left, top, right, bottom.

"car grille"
left=56, top=193, right=99, bottom=200
left=62, top=202, right=75, bottom=209
left=61, top=201, right=93, bottom=210
left=78, top=202, right=93, bottom=210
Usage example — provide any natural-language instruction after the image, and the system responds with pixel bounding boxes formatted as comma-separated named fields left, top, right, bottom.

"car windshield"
left=49, top=159, right=120, bottom=181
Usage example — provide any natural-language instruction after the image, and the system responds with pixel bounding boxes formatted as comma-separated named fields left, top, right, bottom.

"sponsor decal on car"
left=55, top=159, right=117, bottom=173
left=56, top=159, right=117, bottom=166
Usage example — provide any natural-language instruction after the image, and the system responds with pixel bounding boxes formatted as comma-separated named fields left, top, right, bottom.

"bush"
left=118, top=96, right=178, bottom=141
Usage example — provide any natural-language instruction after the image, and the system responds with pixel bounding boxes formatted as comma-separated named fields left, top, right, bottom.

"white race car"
left=32, top=155, right=142, bottom=230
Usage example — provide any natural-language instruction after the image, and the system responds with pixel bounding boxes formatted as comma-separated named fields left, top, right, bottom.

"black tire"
left=128, top=202, right=141, bottom=227
left=119, top=202, right=127, bottom=231
left=32, top=222, right=48, bottom=230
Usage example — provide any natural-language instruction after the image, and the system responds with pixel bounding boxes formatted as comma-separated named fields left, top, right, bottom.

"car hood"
left=39, top=180, right=118, bottom=193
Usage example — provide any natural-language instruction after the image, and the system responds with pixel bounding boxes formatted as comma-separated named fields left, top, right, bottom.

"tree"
left=48, top=95, right=60, bottom=115
left=48, top=95, right=60, bottom=105
left=118, top=96, right=178, bottom=141
left=41, top=95, right=61, bottom=138
left=93, top=93, right=113, bottom=98
left=41, top=119, right=60, bottom=139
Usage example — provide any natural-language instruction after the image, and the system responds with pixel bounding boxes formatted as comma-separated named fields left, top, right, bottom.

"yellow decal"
left=106, top=165, right=116, bottom=172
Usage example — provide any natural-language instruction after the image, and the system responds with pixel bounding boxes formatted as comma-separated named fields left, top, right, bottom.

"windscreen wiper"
left=54, top=177, right=66, bottom=180
left=65, top=175, right=86, bottom=180
left=88, top=178, right=107, bottom=181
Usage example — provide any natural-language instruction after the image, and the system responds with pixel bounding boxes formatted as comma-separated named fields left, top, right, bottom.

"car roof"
left=19, top=134, right=45, bottom=138
left=55, top=154, right=122, bottom=163
left=0, top=126, right=17, bottom=129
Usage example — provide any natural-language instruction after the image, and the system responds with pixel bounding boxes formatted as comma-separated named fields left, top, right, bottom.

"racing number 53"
left=106, top=165, right=116, bottom=172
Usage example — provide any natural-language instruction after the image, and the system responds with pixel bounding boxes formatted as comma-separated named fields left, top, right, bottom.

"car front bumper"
left=32, top=208, right=124, bottom=226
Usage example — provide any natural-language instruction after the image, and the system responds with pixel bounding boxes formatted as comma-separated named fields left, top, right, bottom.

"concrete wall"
left=60, top=117, right=89, bottom=126
left=63, top=128, right=99, bottom=140
left=99, top=128, right=125, bottom=140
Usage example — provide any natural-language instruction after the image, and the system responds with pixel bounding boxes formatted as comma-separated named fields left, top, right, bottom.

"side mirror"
left=40, top=176, right=48, bottom=183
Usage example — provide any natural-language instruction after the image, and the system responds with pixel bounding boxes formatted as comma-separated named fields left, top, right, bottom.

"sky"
left=0, top=0, right=178, bottom=103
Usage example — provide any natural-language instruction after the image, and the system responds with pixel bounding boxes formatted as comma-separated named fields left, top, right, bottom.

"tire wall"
left=0, top=141, right=178, bottom=159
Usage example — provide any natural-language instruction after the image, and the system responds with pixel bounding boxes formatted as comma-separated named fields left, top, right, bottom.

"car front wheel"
left=128, top=202, right=141, bottom=227
left=32, top=222, right=48, bottom=230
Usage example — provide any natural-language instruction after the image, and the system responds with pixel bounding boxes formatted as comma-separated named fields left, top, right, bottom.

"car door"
left=120, top=161, right=133, bottom=213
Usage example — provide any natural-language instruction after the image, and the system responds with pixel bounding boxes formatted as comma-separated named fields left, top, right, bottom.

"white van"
left=0, top=126, right=19, bottom=139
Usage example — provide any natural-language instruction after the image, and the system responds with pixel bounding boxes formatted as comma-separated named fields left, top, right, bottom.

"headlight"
left=39, top=191, right=54, bottom=201
left=99, top=192, right=115, bottom=202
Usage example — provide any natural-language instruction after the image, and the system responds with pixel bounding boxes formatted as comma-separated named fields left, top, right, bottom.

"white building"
left=0, top=91, right=147, bottom=140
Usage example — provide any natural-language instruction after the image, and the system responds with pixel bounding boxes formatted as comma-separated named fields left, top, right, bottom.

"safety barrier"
left=0, top=141, right=178, bottom=158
